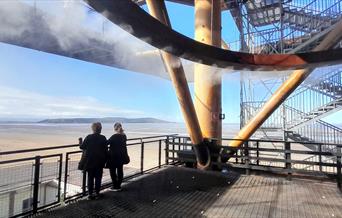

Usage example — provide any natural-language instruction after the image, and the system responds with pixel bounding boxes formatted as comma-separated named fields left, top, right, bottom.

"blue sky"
left=0, top=2, right=241, bottom=123
left=0, top=1, right=340, bottom=125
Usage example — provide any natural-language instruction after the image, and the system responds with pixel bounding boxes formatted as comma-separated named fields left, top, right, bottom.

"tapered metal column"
left=146, top=0, right=210, bottom=167
left=194, top=0, right=222, bottom=145
left=229, top=19, right=342, bottom=148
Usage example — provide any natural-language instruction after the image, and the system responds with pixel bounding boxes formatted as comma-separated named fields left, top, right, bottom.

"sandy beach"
left=0, top=123, right=240, bottom=149
left=0, top=123, right=241, bottom=167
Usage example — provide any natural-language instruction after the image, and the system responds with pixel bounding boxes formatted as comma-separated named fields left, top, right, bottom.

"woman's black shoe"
left=94, top=193, right=103, bottom=199
left=88, top=194, right=95, bottom=200
left=109, top=187, right=121, bottom=192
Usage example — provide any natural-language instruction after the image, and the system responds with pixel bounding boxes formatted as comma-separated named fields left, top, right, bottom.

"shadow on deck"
left=37, top=167, right=342, bottom=218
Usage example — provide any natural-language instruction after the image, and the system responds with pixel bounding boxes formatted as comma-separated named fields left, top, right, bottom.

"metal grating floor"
left=37, top=167, right=342, bottom=218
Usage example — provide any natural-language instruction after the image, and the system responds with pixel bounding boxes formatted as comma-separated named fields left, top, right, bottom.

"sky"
left=0, top=1, right=242, bottom=123
left=0, top=1, right=340, bottom=125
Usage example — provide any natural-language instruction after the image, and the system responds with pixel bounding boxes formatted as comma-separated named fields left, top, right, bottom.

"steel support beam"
left=145, top=0, right=210, bottom=167
left=84, top=0, right=342, bottom=71
left=194, top=0, right=222, bottom=161
left=228, top=19, right=342, bottom=149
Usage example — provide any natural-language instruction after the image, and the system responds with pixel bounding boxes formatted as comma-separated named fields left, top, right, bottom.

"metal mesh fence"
left=38, top=155, right=62, bottom=208
left=0, top=159, right=35, bottom=218
left=64, top=152, right=84, bottom=200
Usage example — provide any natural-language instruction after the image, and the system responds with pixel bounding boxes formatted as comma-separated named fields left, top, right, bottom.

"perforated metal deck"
left=37, top=167, right=342, bottom=218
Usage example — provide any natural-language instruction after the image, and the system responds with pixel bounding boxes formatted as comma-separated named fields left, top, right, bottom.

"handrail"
left=170, top=135, right=342, bottom=147
left=0, top=135, right=171, bottom=218
left=0, top=134, right=176, bottom=156
left=242, top=67, right=341, bottom=130
left=290, top=68, right=342, bottom=98
left=126, top=134, right=177, bottom=141
left=166, top=136, right=342, bottom=185
left=229, top=0, right=342, bottom=53
left=277, top=1, right=342, bottom=45
left=0, top=144, right=79, bottom=156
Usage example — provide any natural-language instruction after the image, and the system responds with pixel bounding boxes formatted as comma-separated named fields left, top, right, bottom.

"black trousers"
left=87, top=168, right=103, bottom=195
left=109, top=165, right=124, bottom=189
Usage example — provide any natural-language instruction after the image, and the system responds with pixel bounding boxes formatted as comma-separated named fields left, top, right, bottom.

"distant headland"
left=37, top=117, right=171, bottom=124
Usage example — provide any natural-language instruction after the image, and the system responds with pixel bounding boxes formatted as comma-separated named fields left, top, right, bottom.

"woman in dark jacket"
left=107, top=122, right=128, bottom=191
left=80, top=122, right=108, bottom=199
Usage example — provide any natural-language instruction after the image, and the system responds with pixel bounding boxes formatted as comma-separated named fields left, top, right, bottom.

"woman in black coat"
left=80, top=122, right=107, bottom=199
left=107, top=122, right=128, bottom=191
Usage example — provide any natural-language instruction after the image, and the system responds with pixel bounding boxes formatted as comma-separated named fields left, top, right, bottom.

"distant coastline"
left=37, top=117, right=171, bottom=124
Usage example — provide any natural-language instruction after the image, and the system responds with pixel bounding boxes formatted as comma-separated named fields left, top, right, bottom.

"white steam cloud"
left=0, top=0, right=170, bottom=78
left=0, top=0, right=315, bottom=84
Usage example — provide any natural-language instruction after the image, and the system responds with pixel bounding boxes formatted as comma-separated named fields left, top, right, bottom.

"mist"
left=0, top=0, right=170, bottom=79
left=1, top=0, right=336, bottom=84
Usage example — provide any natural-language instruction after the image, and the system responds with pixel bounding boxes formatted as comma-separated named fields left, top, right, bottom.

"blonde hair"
left=114, top=122, right=124, bottom=134
left=91, top=122, right=102, bottom=134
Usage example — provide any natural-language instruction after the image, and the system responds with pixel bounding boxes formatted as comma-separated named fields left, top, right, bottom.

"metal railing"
left=285, top=0, right=342, bottom=17
left=0, top=154, right=63, bottom=218
left=290, top=120, right=342, bottom=145
left=241, top=101, right=284, bottom=129
left=0, top=134, right=175, bottom=218
left=0, top=135, right=342, bottom=217
left=241, top=69, right=342, bottom=130
left=228, top=0, right=342, bottom=53
left=1, top=134, right=341, bottom=217
left=241, top=100, right=342, bottom=145
left=166, top=136, right=342, bottom=190
left=285, top=70, right=342, bottom=128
